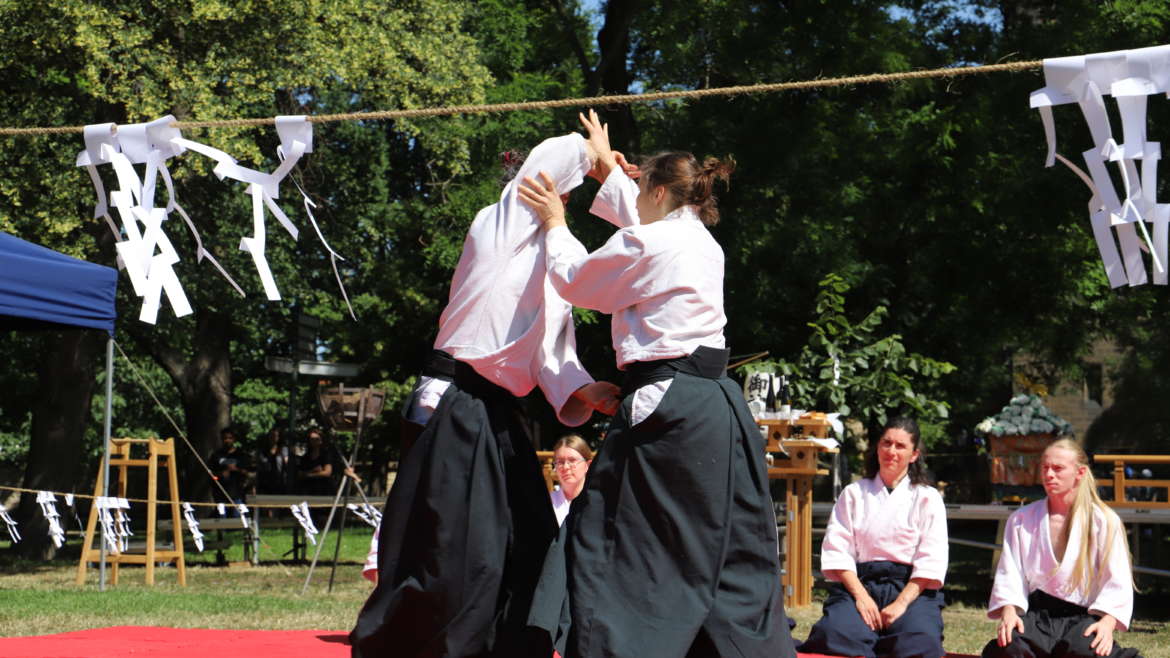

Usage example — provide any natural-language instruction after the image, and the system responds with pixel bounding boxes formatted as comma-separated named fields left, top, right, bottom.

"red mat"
left=0, top=626, right=351, bottom=658
left=0, top=626, right=980, bottom=658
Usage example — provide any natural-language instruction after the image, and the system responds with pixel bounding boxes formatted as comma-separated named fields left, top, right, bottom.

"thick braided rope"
left=0, top=60, right=1042, bottom=136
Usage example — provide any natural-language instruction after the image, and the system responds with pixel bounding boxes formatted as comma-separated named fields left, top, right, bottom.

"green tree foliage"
left=743, top=274, right=955, bottom=446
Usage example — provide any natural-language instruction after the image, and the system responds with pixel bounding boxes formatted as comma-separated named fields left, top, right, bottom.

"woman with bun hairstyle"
left=519, top=110, right=795, bottom=658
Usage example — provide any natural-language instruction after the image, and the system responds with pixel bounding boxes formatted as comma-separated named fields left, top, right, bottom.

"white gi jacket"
left=427, top=133, right=596, bottom=426
left=544, top=167, right=728, bottom=425
left=820, top=475, right=949, bottom=589
left=988, top=500, right=1133, bottom=630
left=550, top=487, right=571, bottom=527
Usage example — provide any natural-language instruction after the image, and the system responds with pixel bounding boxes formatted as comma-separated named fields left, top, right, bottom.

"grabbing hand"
left=572, top=381, right=621, bottom=416
left=614, top=151, right=640, bottom=179
left=996, top=606, right=1025, bottom=647
left=1084, top=615, right=1117, bottom=656
left=518, top=172, right=566, bottom=230
left=854, top=592, right=882, bottom=631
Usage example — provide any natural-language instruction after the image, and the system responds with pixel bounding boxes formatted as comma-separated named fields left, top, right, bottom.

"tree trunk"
left=145, top=309, right=233, bottom=502
left=16, top=329, right=107, bottom=559
left=592, top=0, right=641, bottom=153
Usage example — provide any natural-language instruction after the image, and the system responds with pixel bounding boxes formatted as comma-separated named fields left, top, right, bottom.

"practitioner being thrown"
left=982, top=439, right=1141, bottom=658
left=798, top=416, right=948, bottom=658
left=519, top=110, right=795, bottom=657
left=349, top=131, right=621, bottom=658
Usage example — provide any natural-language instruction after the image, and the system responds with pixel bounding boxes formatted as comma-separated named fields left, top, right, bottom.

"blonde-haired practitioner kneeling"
left=983, top=439, right=1140, bottom=658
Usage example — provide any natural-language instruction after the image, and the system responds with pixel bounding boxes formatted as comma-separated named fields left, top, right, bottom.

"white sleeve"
left=1087, top=512, right=1134, bottom=631
left=909, top=489, right=948, bottom=588
left=362, top=524, right=379, bottom=583
left=988, top=513, right=1030, bottom=619
left=819, top=490, right=858, bottom=578
left=589, top=167, right=641, bottom=228
left=534, top=289, right=595, bottom=427
left=544, top=225, right=653, bottom=314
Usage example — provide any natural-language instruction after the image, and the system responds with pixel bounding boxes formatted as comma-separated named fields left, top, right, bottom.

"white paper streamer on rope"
left=216, top=503, right=226, bottom=517
left=36, top=491, right=65, bottom=548
left=174, top=122, right=306, bottom=301
left=0, top=507, right=20, bottom=543
left=182, top=502, right=205, bottom=553
left=290, top=501, right=319, bottom=545
left=277, top=115, right=356, bottom=319
left=346, top=503, right=381, bottom=528
left=237, top=503, right=250, bottom=529
left=1031, top=45, right=1170, bottom=288
left=114, top=497, right=132, bottom=552
left=95, top=497, right=120, bottom=553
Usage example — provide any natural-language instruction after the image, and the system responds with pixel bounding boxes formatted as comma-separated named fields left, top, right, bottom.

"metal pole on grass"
left=300, top=429, right=364, bottom=595
left=99, top=337, right=113, bottom=591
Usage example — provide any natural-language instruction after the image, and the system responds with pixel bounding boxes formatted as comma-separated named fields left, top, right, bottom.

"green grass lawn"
left=1, top=524, right=1168, bottom=656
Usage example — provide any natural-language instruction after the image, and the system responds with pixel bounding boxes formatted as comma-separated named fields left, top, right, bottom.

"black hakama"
left=537, top=346, right=795, bottom=658
left=981, top=590, right=1142, bottom=658
left=349, top=351, right=557, bottom=658
left=799, top=561, right=945, bottom=658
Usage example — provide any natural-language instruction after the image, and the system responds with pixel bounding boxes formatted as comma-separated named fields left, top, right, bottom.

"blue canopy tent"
left=0, top=231, right=117, bottom=333
left=0, top=230, right=118, bottom=588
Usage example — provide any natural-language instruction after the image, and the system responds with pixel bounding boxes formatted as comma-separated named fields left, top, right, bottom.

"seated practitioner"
left=799, top=416, right=947, bottom=658
left=982, top=439, right=1140, bottom=658
left=209, top=426, right=253, bottom=512
left=549, top=434, right=592, bottom=526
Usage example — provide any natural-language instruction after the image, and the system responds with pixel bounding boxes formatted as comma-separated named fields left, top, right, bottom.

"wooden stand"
left=76, top=438, right=187, bottom=586
left=759, top=416, right=837, bottom=608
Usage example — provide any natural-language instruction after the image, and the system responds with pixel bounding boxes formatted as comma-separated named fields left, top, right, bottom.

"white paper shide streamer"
left=36, top=491, right=66, bottom=548
left=0, top=507, right=20, bottom=543
left=290, top=501, right=319, bottom=545
left=77, top=114, right=354, bottom=322
left=182, top=502, right=205, bottom=553
left=1031, top=45, right=1170, bottom=288
left=347, top=503, right=382, bottom=528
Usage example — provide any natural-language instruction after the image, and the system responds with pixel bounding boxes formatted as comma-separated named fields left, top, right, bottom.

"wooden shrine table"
left=759, top=415, right=838, bottom=608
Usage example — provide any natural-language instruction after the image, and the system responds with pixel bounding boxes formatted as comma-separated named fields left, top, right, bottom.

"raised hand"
left=580, top=109, right=617, bottom=181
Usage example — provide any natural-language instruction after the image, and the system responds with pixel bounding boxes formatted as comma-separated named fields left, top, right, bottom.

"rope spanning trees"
left=0, top=60, right=1043, bottom=136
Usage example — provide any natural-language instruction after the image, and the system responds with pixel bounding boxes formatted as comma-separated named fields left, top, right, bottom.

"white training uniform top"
left=421, top=133, right=596, bottom=427
left=987, top=500, right=1133, bottom=630
left=544, top=167, right=727, bottom=425
left=550, top=487, right=571, bottom=527
left=819, top=475, right=949, bottom=589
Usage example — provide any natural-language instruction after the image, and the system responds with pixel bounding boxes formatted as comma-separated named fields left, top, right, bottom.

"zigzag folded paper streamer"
left=290, top=501, right=319, bottom=545
left=35, top=491, right=65, bottom=549
left=182, top=502, right=205, bottom=552
left=1031, top=45, right=1170, bottom=288
left=0, top=507, right=20, bottom=543
left=78, top=115, right=355, bottom=319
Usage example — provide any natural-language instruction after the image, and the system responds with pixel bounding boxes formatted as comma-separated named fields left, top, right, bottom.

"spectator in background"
left=296, top=428, right=336, bottom=496
left=254, top=427, right=292, bottom=495
left=209, top=426, right=253, bottom=514
left=549, top=434, right=592, bottom=526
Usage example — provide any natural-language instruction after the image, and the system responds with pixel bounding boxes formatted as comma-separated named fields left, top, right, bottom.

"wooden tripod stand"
left=76, top=437, right=187, bottom=586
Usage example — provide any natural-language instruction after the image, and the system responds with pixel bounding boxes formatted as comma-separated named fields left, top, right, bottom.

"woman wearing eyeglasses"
left=550, top=435, right=593, bottom=526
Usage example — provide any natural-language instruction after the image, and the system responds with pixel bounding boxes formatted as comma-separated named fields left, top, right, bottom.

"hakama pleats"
left=536, top=346, right=795, bottom=658
left=350, top=352, right=557, bottom=658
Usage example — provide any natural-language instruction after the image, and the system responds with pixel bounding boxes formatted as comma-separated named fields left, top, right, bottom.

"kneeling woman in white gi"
left=519, top=110, right=794, bottom=658
left=983, top=439, right=1140, bottom=658
left=799, top=416, right=948, bottom=658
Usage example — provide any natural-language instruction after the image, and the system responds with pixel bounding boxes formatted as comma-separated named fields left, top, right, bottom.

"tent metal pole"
left=99, top=337, right=113, bottom=591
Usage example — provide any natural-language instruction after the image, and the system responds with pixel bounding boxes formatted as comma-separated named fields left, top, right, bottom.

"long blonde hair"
left=1046, top=438, right=1133, bottom=595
